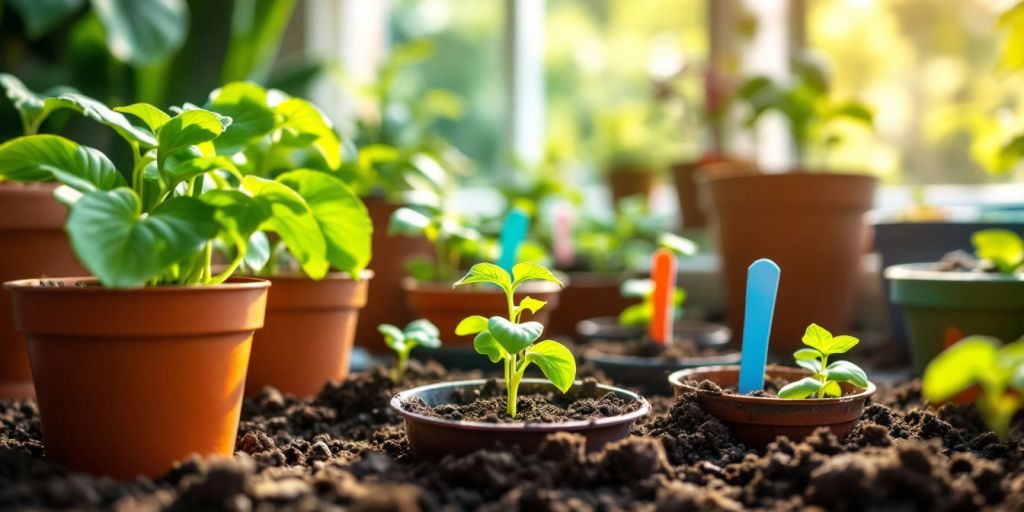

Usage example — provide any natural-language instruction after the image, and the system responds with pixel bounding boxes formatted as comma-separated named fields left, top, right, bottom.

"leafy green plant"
left=923, top=335, right=1024, bottom=441
left=379, top=319, right=441, bottom=382
left=778, top=324, right=870, bottom=399
left=592, top=101, right=683, bottom=175
left=617, top=278, right=686, bottom=327
left=453, top=263, right=574, bottom=417
left=972, top=229, right=1024, bottom=275
left=737, top=52, right=874, bottom=170
left=388, top=205, right=484, bottom=283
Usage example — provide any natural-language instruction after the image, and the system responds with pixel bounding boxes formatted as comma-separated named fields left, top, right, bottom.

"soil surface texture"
left=586, top=337, right=726, bottom=360
left=1, top=360, right=1022, bottom=511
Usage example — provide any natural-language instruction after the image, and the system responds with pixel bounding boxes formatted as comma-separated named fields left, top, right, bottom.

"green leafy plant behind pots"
left=972, top=229, right=1024, bottom=274
left=452, top=263, right=573, bottom=417
left=388, top=205, right=484, bottom=283
left=380, top=319, right=442, bottom=382
left=617, top=278, right=686, bottom=328
left=778, top=324, right=870, bottom=399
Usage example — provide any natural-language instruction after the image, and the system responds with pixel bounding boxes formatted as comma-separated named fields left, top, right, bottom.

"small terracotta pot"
left=668, top=365, right=875, bottom=448
left=245, top=272, right=370, bottom=397
left=607, top=167, right=655, bottom=206
left=672, top=156, right=756, bottom=230
left=403, top=278, right=562, bottom=345
left=356, top=198, right=433, bottom=353
left=0, top=183, right=87, bottom=398
left=4, top=277, right=269, bottom=479
left=391, top=379, right=650, bottom=458
left=705, top=173, right=876, bottom=353
left=546, top=272, right=638, bottom=337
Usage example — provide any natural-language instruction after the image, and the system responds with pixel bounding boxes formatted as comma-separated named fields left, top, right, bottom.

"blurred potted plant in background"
left=592, top=100, right=680, bottom=207
left=704, top=51, right=878, bottom=353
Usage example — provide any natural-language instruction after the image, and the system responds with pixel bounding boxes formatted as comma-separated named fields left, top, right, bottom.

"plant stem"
left=394, top=350, right=409, bottom=383
left=507, top=352, right=518, bottom=417
left=817, top=354, right=829, bottom=398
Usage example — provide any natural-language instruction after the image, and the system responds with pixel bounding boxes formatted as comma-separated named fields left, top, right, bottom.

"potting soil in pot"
left=587, top=337, right=722, bottom=360
left=1, top=361, right=1022, bottom=510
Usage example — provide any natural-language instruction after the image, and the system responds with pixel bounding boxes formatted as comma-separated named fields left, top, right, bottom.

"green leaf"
left=922, top=336, right=1000, bottom=403
left=66, top=189, right=219, bottom=287
left=241, top=175, right=328, bottom=279
left=474, top=332, right=506, bottom=363
left=274, top=97, right=341, bottom=170
left=511, top=262, right=563, bottom=290
left=524, top=340, right=576, bottom=393
left=794, top=348, right=821, bottom=361
left=50, top=93, right=158, bottom=146
left=404, top=319, right=441, bottom=348
left=514, top=296, right=547, bottom=319
left=972, top=229, right=1024, bottom=274
left=206, top=81, right=276, bottom=153
left=801, top=323, right=833, bottom=353
left=277, top=170, right=371, bottom=275
left=7, top=0, right=84, bottom=39
left=821, top=381, right=842, bottom=398
left=659, top=232, right=698, bottom=257
left=829, top=102, right=874, bottom=126
left=617, top=303, right=651, bottom=327
left=165, top=156, right=241, bottom=191
left=157, top=109, right=229, bottom=167
left=201, top=189, right=272, bottom=240
left=220, top=0, right=299, bottom=84
left=828, top=335, right=860, bottom=355
left=620, top=278, right=653, bottom=298
left=796, top=359, right=820, bottom=374
left=388, top=207, right=431, bottom=237
left=244, top=231, right=271, bottom=271
left=487, top=316, right=542, bottom=355
left=453, top=263, right=512, bottom=294
left=0, top=73, right=47, bottom=133
left=91, top=0, right=188, bottom=66
left=455, top=315, right=489, bottom=336
left=115, top=103, right=172, bottom=132
left=0, top=135, right=126, bottom=191
left=825, top=361, right=869, bottom=388
left=378, top=324, right=405, bottom=351
left=778, top=377, right=823, bottom=399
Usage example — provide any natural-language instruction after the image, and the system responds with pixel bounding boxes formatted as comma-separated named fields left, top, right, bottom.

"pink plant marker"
left=553, top=203, right=574, bottom=268
left=648, top=248, right=677, bottom=345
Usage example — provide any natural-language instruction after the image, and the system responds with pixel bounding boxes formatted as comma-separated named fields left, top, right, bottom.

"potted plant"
left=390, top=262, right=650, bottom=457
left=578, top=277, right=738, bottom=394
left=379, top=319, right=442, bottom=383
left=886, top=229, right=1024, bottom=375
left=0, top=94, right=293, bottom=478
left=669, top=324, right=875, bottom=448
left=593, top=102, right=677, bottom=206
left=704, top=52, right=877, bottom=353
left=203, top=82, right=373, bottom=397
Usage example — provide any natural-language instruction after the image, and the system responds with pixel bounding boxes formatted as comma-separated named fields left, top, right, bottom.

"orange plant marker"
left=649, top=248, right=678, bottom=345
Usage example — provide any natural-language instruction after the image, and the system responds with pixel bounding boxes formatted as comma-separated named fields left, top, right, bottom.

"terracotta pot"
left=245, top=272, right=370, bottom=397
left=356, top=198, right=433, bottom=353
left=404, top=278, right=562, bottom=345
left=546, top=272, right=637, bottom=337
left=885, top=263, right=1024, bottom=375
left=0, top=183, right=86, bottom=398
left=705, top=173, right=876, bottom=353
left=606, top=168, right=655, bottom=206
left=672, top=156, right=756, bottom=230
left=391, top=379, right=650, bottom=458
left=4, top=277, right=269, bottom=479
left=669, top=365, right=875, bottom=448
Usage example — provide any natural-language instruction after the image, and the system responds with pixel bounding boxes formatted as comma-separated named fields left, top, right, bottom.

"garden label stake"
left=553, top=203, right=574, bottom=268
left=498, top=208, right=530, bottom=273
left=649, top=248, right=677, bottom=345
left=738, top=258, right=781, bottom=394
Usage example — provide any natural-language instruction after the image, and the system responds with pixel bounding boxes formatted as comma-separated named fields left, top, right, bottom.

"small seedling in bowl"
left=971, top=229, right=1023, bottom=274
left=453, top=262, right=574, bottom=417
left=778, top=323, right=869, bottom=399
left=379, top=319, right=442, bottom=383
left=923, top=335, right=1024, bottom=441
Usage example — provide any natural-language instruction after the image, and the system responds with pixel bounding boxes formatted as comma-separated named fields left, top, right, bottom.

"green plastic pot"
left=885, top=263, right=1024, bottom=375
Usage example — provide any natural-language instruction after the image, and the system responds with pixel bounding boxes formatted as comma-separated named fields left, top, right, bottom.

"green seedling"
left=574, top=196, right=697, bottom=274
left=923, top=336, right=1024, bottom=441
left=617, top=278, right=686, bottom=327
left=972, top=229, right=1024, bottom=274
left=379, top=319, right=441, bottom=383
left=453, top=262, right=574, bottom=417
left=388, top=205, right=484, bottom=282
left=778, top=323, right=869, bottom=399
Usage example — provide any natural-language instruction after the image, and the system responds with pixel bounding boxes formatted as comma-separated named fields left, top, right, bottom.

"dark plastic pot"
left=546, top=272, right=638, bottom=337
left=885, top=263, right=1024, bottom=375
left=390, top=379, right=650, bottom=458
left=668, top=365, right=875, bottom=449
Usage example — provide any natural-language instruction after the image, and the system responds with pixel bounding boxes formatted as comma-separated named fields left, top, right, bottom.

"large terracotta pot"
left=357, top=198, right=433, bottom=353
left=606, top=167, right=655, bottom=207
left=672, top=156, right=757, bottom=229
left=404, top=278, right=562, bottom=345
left=546, top=271, right=637, bottom=338
left=4, top=277, right=269, bottom=479
left=245, top=272, right=370, bottom=397
left=705, top=173, right=876, bottom=353
left=0, top=183, right=86, bottom=398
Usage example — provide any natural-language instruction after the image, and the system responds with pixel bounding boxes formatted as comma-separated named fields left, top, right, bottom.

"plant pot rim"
left=576, top=316, right=731, bottom=343
left=703, top=171, right=877, bottom=185
left=260, top=269, right=375, bottom=282
left=401, top=276, right=565, bottom=293
left=3, top=276, right=271, bottom=293
left=884, top=263, right=1023, bottom=283
left=390, top=378, right=651, bottom=431
left=668, top=365, right=876, bottom=405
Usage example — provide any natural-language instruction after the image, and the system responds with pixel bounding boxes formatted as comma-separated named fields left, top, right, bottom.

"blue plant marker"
left=498, top=208, right=530, bottom=273
left=738, top=258, right=781, bottom=394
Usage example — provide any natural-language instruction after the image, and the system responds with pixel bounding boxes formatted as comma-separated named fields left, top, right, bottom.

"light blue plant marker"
left=498, top=208, right=530, bottom=273
left=738, top=258, right=781, bottom=394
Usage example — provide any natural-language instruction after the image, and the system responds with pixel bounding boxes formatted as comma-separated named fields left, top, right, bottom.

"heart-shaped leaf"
left=455, top=315, right=489, bottom=336
left=404, top=319, right=441, bottom=349
left=453, top=263, right=511, bottom=294
left=794, top=348, right=820, bottom=361
left=827, top=335, right=860, bottom=354
left=801, top=323, right=833, bottom=354
left=511, top=262, right=563, bottom=289
left=242, top=175, right=328, bottom=280
left=0, top=135, right=125, bottom=191
left=157, top=109, right=229, bottom=167
left=206, top=82, right=276, bottom=153
left=92, top=0, right=188, bottom=66
left=378, top=324, right=406, bottom=351
left=826, top=361, right=868, bottom=388
left=487, top=317, right=542, bottom=355
left=821, top=380, right=842, bottom=398
left=274, top=97, right=341, bottom=170
left=777, top=377, right=823, bottom=399
left=201, top=189, right=273, bottom=241
left=474, top=332, right=506, bottom=363
left=525, top=340, right=576, bottom=393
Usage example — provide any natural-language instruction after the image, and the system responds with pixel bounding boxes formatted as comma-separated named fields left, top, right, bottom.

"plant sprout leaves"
left=157, top=109, right=229, bottom=167
left=511, top=262, right=563, bottom=290
left=618, top=303, right=651, bottom=327
left=800, top=323, right=860, bottom=356
left=206, top=81, right=277, bottom=153
left=821, top=381, right=842, bottom=398
left=274, top=97, right=341, bottom=170
left=91, top=0, right=188, bottom=66
left=404, top=319, right=441, bottom=349
left=828, top=335, right=860, bottom=354
left=201, top=189, right=272, bottom=241
left=514, top=296, right=547, bottom=319
left=487, top=317, right=542, bottom=355
left=455, top=315, right=489, bottom=336
left=525, top=340, right=576, bottom=393
left=972, top=229, right=1024, bottom=274
left=825, top=360, right=869, bottom=388
left=115, top=103, right=172, bottom=132
left=473, top=331, right=506, bottom=363
left=453, top=263, right=512, bottom=294
left=796, top=358, right=820, bottom=374
left=794, top=348, right=820, bottom=361
left=659, top=232, right=698, bottom=257
left=778, top=377, right=823, bottom=399
left=0, top=135, right=125, bottom=191
left=922, top=336, right=1000, bottom=404
left=378, top=324, right=405, bottom=351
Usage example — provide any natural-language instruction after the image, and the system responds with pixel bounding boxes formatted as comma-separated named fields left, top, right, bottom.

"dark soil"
left=587, top=337, right=727, bottom=360
left=400, top=378, right=642, bottom=423
left=1, top=360, right=1023, bottom=511
left=690, top=376, right=791, bottom=397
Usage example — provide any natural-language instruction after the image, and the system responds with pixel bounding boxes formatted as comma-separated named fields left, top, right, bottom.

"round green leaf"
left=793, top=348, right=821, bottom=361
left=801, top=323, right=833, bottom=354
left=453, top=263, right=512, bottom=293
left=821, top=380, right=842, bottom=398
left=487, top=317, right=542, bottom=355
left=165, top=155, right=241, bottom=191
left=825, top=361, right=869, bottom=388
left=525, top=340, right=576, bottom=393
left=455, top=315, right=489, bottom=336
left=922, top=336, right=999, bottom=403
left=795, top=359, right=820, bottom=374
left=778, top=377, right=823, bottom=399
left=972, top=229, right=1024, bottom=274
left=92, top=0, right=188, bottom=66
left=378, top=324, right=405, bottom=351
left=474, top=332, right=506, bottom=363
left=0, top=135, right=125, bottom=191
left=404, top=319, right=441, bottom=349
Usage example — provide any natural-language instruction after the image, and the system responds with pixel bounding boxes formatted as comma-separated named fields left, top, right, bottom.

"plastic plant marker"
left=553, top=203, right=574, bottom=267
left=498, top=208, right=530, bottom=273
left=737, top=258, right=781, bottom=394
left=648, top=248, right=678, bottom=345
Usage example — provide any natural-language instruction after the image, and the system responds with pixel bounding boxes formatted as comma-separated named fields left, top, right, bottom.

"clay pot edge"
left=3, top=276, right=271, bottom=293
left=668, top=364, right=877, bottom=405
